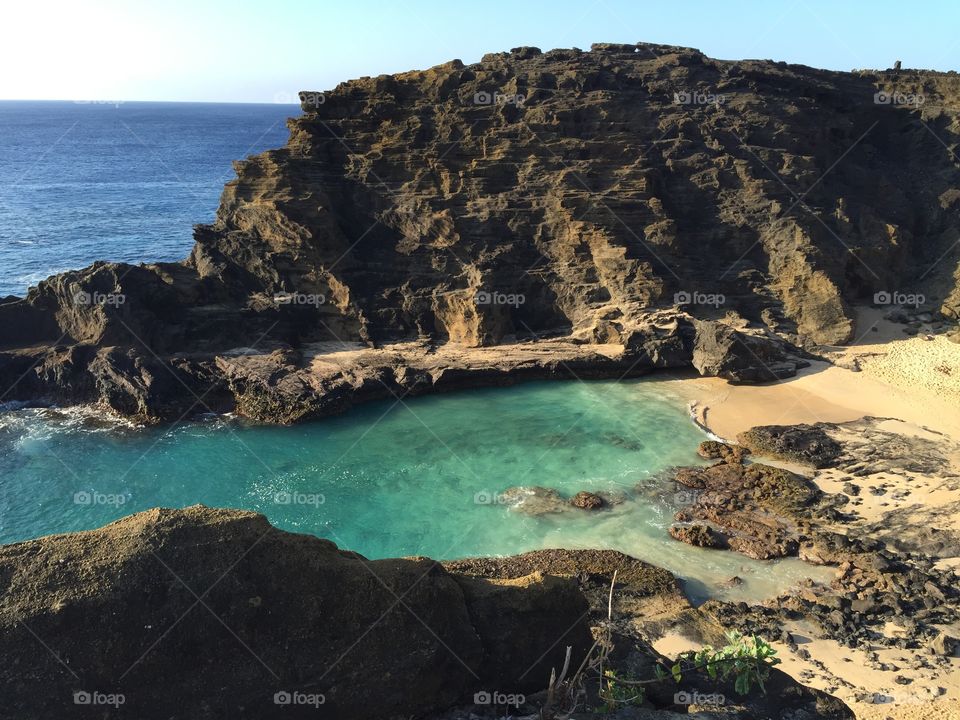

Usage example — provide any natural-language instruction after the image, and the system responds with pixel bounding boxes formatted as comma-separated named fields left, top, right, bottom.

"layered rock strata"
left=3, top=42, right=960, bottom=421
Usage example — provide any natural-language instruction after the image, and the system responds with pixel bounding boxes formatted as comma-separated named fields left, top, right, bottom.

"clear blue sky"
left=2, top=0, right=958, bottom=103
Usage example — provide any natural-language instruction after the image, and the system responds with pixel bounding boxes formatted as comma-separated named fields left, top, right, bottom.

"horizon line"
left=0, top=98, right=302, bottom=106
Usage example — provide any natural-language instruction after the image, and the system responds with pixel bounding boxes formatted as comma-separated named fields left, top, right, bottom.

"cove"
left=0, top=378, right=832, bottom=603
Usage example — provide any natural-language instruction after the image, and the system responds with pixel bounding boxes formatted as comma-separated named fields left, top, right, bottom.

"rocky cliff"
left=1, top=42, right=959, bottom=421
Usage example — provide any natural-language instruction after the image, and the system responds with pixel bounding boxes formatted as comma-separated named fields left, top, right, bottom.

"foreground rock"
left=7, top=41, right=960, bottom=421
left=443, top=550, right=853, bottom=719
left=0, top=506, right=591, bottom=719
left=0, top=508, right=852, bottom=719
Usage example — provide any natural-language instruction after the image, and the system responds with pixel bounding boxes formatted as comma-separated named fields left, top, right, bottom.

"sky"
left=1, top=0, right=959, bottom=103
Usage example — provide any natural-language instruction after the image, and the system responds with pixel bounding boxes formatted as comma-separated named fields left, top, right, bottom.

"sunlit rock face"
left=2, top=42, right=959, bottom=420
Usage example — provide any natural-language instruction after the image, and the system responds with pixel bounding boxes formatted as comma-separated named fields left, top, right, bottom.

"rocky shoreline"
left=658, top=420, right=960, bottom=714
left=0, top=416, right=956, bottom=718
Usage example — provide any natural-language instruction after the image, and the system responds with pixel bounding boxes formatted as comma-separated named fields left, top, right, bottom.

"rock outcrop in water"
left=0, top=506, right=853, bottom=719
left=2, top=42, right=960, bottom=421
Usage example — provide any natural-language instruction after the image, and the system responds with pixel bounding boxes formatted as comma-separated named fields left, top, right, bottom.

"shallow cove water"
left=0, top=378, right=832, bottom=603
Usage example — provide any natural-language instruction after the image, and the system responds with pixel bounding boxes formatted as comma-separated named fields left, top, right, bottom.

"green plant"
left=597, top=669, right=644, bottom=713
left=659, top=630, right=781, bottom=696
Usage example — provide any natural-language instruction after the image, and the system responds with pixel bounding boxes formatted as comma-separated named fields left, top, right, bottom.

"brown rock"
left=570, top=491, right=605, bottom=509
left=930, top=632, right=957, bottom=656
left=9, top=47, right=960, bottom=422
left=697, top=440, right=749, bottom=463
left=737, top=424, right=843, bottom=468
left=669, top=523, right=725, bottom=548
left=0, top=506, right=593, bottom=719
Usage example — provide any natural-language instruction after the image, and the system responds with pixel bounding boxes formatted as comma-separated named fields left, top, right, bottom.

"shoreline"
left=677, top=308, right=960, bottom=444
left=668, top=314, right=960, bottom=719
left=2, top=325, right=958, bottom=717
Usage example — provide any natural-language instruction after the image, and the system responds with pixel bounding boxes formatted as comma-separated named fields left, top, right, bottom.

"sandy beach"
left=669, top=307, right=960, bottom=719
left=683, top=321, right=960, bottom=444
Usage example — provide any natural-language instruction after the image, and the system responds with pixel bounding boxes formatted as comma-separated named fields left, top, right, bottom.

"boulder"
left=697, top=440, right=749, bottom=463
left=0, top=506, right=593, bottom=719
left=691, top=320, right=800, bottom=383
left=737, top=423, right=843, bottom=468
left=570, top=491, right=605, bottom=509
left=668, top=523, right=725, bottom=548
left=930, top=632, right=958, bottom=657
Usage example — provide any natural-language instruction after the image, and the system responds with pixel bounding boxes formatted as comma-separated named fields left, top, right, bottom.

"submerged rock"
left=500, top=485, right=569, bottom=515
left=570, top=490, right=605, bottom=509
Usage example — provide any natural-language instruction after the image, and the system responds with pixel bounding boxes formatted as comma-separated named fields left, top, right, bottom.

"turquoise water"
left=0, top=379, right=831, bottom=602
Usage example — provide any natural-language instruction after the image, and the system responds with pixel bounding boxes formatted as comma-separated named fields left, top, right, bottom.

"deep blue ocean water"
left=0, top=100, right=295, bottom=296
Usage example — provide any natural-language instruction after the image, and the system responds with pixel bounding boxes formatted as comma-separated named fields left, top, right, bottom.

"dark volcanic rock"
left=738, top=423, right=843, bottom=467
left=668, top=522, right=725, bottom=547
left=3, top=44, right=960, bottom=421
left=697, top=439, right=749, bottom=462
left=0, top=506, right=592, bottom=720
left=451, top=572, right=592, bottom=692
left=570, top=490, right=605, bottom=509
left=668, top=458, right=832, bottom=559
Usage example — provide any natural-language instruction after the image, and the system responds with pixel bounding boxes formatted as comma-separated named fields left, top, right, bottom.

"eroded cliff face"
left=1, top=42, right=959, bottom=421
left=194, top=42, right=960, bottom=346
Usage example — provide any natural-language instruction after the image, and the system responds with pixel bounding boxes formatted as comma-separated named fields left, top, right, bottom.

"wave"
left=0, top=404, right=144, bottom=443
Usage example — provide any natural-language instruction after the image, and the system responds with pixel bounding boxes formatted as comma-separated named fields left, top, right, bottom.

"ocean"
left=0, top=100, right=295, bottom=296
